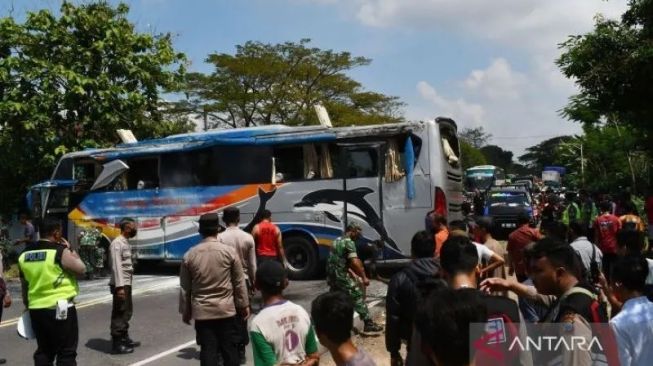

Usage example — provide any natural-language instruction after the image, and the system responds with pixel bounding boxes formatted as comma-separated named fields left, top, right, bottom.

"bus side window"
left=332, top=145, right=379, bottom=178
left=127, top=158, right=159, bottom=189
left=160, top=149, right=218, bottom=188
left=273, top=146, right=305, bottom=181
left=215, top=146, right=272, bottom=185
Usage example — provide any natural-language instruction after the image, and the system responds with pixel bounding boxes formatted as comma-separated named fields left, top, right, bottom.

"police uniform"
left=326, top=236, right=371, bottom=322
left=109, top=234, right=135, bottom=351
left=18, top=240, right=85, bottom=366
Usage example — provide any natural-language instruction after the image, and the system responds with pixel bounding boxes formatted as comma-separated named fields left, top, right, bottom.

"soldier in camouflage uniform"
left=326, top=222, right=383, bottom=333
left=79, top=227, right=105, bottom=279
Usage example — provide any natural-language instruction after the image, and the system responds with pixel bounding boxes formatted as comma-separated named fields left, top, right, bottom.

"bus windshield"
left=487, top=192, right=530, bottom=207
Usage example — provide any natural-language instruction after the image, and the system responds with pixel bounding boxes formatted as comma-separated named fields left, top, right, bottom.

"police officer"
left=326, top=222, right=382, bottom=333
left=109, top=218, right=140, bottom=354
left=18, top=219, right=86, bottom=366
left=179, top=213, right=250, bottom=366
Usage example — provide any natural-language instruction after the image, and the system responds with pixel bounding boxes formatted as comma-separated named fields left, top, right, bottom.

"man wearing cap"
left=180, top=213, right=250, bottom=366
left=326, top=222, right=383, bottom=333
left=250, top=260, right=319, bottom=366
left=109, top=218, right=140, bottom=354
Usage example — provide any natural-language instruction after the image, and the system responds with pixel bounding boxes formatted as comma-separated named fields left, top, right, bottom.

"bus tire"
left=284, top=235, right=318, bottom=281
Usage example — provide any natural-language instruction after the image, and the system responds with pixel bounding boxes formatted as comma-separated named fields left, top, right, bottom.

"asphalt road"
left=0, top=275, right=387, bottom=366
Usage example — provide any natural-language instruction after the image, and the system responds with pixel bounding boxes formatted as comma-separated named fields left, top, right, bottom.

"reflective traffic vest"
left=562, top=202, right=580, bottom=226
left=18, top=241, right=79, bottom=309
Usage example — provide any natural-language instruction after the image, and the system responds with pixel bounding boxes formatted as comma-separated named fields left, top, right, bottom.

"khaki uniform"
left=109, top=235, right=134, bottom=340
left=109, top=235, right=133, bottom=287
left=219, top=227, right=257, bottom=282
left=179, top=237, right=249, bottom=320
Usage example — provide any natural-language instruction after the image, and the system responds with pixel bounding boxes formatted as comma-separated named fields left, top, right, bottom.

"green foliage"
left=0, top=2, right=190, bottom=213
left=556, top=125, right=651, bottom=192
left=459, top=140, right=487, bottom=170
left=179, top=39, right=404, bottom=128
left=557, top=0, right=653, bottom=154
left=480, top=145, right=513, bottom=172
left=459, top=126, right=492, bottom=149
left=518, top=136, right=574, bottom=173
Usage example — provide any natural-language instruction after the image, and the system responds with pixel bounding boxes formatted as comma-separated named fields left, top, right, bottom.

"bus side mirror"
left=90, top=160, right=130, bottom=191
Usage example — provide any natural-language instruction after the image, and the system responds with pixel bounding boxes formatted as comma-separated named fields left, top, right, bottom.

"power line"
left=490, top=134, right=566, bottom=140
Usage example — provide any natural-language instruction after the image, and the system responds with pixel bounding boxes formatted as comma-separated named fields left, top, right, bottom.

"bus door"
left=338, top=143, right=385, bottom=261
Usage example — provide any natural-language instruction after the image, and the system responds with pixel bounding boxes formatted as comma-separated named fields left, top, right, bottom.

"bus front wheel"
left=284, top=236, right=318, bottom=280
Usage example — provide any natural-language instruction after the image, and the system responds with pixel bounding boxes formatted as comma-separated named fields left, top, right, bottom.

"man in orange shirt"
left=507, top=211, right=542, bottom=283
left=430, top=213, right=449, bottom=257
left=252, top=210, right=286, bottom=267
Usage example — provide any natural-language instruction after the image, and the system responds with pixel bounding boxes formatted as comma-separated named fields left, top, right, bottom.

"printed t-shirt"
left=250, top=300, right=318, bottom=366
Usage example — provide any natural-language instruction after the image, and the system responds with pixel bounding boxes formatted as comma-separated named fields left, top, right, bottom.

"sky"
left=3, top=0, right=630, bottom=156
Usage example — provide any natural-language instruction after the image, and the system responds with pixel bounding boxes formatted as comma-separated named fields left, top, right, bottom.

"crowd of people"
left=1, top=189, right=652, bottom=366
left=383, top=190, right=653, bottom=366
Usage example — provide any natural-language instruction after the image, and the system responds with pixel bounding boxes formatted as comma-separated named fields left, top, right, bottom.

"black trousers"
left=110, top=285, right=133, bottom=339
left=602, top=253, right=617, bottom=282
left=30, top=307, right=79, bottom=366
left=195, top=316, right=240, bottom=366
left=237, top=313, right=249, bottom=348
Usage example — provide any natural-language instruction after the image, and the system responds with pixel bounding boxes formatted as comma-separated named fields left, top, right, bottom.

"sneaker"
left=363, top=320, right=383, bottom=333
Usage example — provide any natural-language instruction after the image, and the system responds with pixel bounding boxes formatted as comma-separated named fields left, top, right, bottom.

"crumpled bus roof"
left=78, top=121, right=427, bottom=161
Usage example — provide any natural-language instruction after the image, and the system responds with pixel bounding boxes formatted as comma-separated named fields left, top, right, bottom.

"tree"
left=459, top=140, right=487, bottom=170
left=480, top=145, right=513, bottom=172
left=556, top=125, right=651, bottom=192
left=180, top=39, right=404, bottom=128
left=459, top=126, right=492, bottom=149
left=0, top=2, right=190, bottom=213
left=519, top=136, right=573, bottom=173
left=557, top=0, right=653, bottom=155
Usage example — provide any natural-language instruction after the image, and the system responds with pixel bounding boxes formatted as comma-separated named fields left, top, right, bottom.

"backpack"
left=556, top=287, right=621, bottom=366
left=474, top=295, right=524, bottom=366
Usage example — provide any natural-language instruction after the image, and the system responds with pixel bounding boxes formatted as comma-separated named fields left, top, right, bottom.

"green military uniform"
left=326, top=237, right=370, bottom=321
left=580, top=200, right=598, bottom=228
left=79, top=228, right=104, bottom=276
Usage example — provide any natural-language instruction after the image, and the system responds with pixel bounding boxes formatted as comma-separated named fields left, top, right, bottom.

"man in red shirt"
left=252, top=210, right=286, bottom=267
left=645, top=190, right=653, bottom=242
left=594, top=201, right=622, bottom=281
left=507, top=211, right=542, bottom=282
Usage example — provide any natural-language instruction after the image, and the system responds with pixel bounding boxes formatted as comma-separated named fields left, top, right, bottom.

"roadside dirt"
left=320, top=310, right=390, bottom=365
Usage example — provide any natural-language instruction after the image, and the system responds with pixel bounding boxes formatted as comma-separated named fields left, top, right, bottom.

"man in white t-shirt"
left=449, top=220, right=505, bottom=277
left=250, top=261, right=319, bottom=366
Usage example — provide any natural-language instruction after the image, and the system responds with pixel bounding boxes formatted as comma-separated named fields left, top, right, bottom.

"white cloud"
left=416, top=59, right=581, bottom=154
left=300, top=0, right=626, bottom=153
left=351, top=0, right=626, bottom=54
left=463, top=58, right=527, bottom=100
left=417, top=81, right=485, bottom=127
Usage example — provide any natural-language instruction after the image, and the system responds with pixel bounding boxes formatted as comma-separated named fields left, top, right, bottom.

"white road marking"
left=0, top=277, right=180, bottom=328
left=129, top=340, right=196, bottom=366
